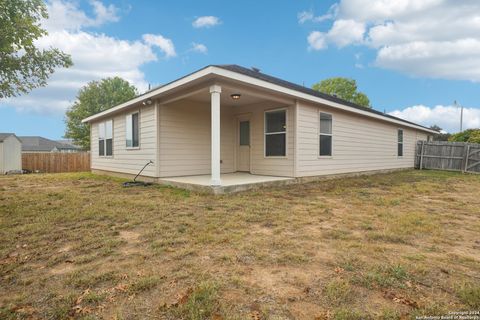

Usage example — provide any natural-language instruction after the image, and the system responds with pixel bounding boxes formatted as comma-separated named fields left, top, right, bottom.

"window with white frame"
left=319, top=112, right=332, bottom=156
left=265, top=109, right=286, bottom=157
left=98, top=120, right=113, bottom=156
left=126, top=112, right=139, bottom=148
left=397, top=129, right=403, bottom=157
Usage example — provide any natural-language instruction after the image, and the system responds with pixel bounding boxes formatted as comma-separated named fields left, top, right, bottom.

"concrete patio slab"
left=158, top=172, right=295, bottom=194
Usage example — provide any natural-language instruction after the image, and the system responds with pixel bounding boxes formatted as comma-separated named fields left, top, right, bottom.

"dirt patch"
left=58, top=245, right=72, bottom=253
left=50, top=262, right=76, bottom=275
left=119, top=230, right=142, bottom=255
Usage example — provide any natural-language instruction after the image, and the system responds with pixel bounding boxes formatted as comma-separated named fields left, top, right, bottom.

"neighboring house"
left=57, top=139, right=83, bottom=150
left=19, top=136, right=81, bottom=153
left=0, top=133, right=22, bottom=174
left=82, top=65, right=436, bottom=191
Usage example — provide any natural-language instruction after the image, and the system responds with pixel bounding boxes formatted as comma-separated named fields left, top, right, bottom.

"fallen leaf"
left=176, top=287, right=193, bottom=305
left=384, top=291, right=417, bottom=308
left=334, top=267, right=345, bottom=274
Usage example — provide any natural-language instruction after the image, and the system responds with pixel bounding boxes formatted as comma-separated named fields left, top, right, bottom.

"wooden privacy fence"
left=415, top=141, right=480, bottom=173
left=22, top=152, right=90, bottom=173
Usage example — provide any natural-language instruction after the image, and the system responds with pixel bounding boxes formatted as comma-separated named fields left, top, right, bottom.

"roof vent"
left=251, top=67, right=261, bottom=73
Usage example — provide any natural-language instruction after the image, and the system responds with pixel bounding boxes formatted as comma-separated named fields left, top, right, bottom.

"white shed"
left=0, top=133, right=22, bottom=174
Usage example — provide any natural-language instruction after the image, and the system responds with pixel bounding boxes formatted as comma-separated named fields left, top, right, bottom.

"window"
left=98, top=120, right=113, bottom=156
left=319, top=112, right=332, bottom=156
left=239, top=121, right=250, bottom=146
left=397, top=129, right=403, bottom=157
left=98, top=122, right=105, bottom=156
left=126, top=112, right=139, bottom=148
left=265, top=110, right=286, bottom=157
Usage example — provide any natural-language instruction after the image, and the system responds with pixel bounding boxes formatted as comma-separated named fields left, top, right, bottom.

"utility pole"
left=455, top=100, right=464, bottom=132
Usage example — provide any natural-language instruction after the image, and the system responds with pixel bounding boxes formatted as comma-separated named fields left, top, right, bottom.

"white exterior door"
left=237, top=120, right=250, bottom=172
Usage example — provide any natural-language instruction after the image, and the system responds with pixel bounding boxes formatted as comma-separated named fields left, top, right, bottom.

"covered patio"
left=155, top=71, right=296, bottom=190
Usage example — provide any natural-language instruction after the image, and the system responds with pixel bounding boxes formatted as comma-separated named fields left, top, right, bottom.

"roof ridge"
left=213, top=65, right=435, bottom=132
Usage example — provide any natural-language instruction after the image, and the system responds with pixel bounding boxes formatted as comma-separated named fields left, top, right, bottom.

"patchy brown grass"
left=0, top=170, right=479, bottom=319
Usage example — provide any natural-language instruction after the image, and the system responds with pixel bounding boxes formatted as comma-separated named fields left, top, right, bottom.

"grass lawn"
left=0, top=170, right=479, bottom=319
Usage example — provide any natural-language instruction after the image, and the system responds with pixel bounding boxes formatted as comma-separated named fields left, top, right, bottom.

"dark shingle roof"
left=0, top=133, right=15, bottom=142
left=212, top=64, right=434, bottom=132
left=19, top=136, right=80, bottom=152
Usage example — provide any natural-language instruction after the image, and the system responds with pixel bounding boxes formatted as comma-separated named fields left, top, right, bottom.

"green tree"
left=0, top=0, right=72, bottom=98
left=65, top=77, right=138, bottom=150
left=429, top=125, right=451, bottom=141
left=449, top=128, right=480, bottom=144
left=312, top=77, right=371, bottom=108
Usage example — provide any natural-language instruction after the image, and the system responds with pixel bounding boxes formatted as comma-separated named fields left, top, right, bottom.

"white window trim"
left=318, top=111, right=333, bottom=158
left=126, top=110, right=141, bottom=150
left=98, top=119, right=114, bottom=158
left=264, top=107, right=288, bottom=158
left=397, top=128, right=404, bottom=158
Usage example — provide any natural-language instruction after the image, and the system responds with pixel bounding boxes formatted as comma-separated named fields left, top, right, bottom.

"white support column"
left=210, top=85, right=222, bottom=186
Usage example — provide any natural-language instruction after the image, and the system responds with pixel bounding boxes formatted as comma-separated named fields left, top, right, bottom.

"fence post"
left=419, top=141, right=425, bottom=170
left=463, top=145, right=470, bottom=173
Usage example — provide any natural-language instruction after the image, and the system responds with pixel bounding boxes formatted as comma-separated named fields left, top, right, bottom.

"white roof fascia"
left=82, top=66, right=436, bottom=134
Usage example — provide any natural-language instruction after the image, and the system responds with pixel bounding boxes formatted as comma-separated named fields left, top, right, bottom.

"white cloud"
left=308, top=19, right=365, bottom=50
left=307, top=31, right=327, bottom=50
left=89, top=0, right=119, bottom=25
left=304, top=0, right=480, bottom=81
left=42, top=0, right=119, bottom=32
left=2, top=0, right=177, bottom=115
left=298, top=11, right=315, bottom=24
left=328, top=19, right=365, bottom=47
left=192, top=16, right=221, bottom=28
left=376, top=39, right=480, bottom=81
left=191, top=42, right=208, bottom=54
left=142, top=34, right=177, bottom=58
left=389, top=105, right=480, bottom=133
left=298, top=5, right=338, bottom=24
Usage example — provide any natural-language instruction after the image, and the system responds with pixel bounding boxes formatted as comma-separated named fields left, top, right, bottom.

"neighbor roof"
left=19, top=136, right=80, bottom=152
left=0, top=133, right=16, bottom=142
left=82, top=64, right=437, bottom=134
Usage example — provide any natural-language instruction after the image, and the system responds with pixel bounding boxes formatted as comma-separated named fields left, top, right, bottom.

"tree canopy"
left=0, top=0, right=72, bottom=98
left=429, top=125, right=451, bottom=141
left=312, top=77, right=371, bottom=108
left=449, top=128, right=480, bottom=144
left=65, top=77, right=138, bottom=150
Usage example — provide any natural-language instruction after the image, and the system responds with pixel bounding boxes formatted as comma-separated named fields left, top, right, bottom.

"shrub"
left=449, top=129, right=480, bottom=144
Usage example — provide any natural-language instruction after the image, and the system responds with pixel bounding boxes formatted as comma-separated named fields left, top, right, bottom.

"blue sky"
left=1, top=0, right=480, bottom=139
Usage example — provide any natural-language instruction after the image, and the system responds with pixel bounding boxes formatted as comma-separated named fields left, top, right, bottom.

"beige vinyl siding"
left=296, top=102, right=425, bottom=177
left=0, top=136, right=22, bottom=174
left=232, top=102, right=295, bottom=177
left=90, top=104, right=158, bottom=177
left=158, top=100, right=235, bottom=177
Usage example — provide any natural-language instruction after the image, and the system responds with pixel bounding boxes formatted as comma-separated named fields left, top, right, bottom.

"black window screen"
left=319, top=113, right=332, bottom=156
left=132, top=113, right=139, bottom=147
left=265, top=110, right=286, bottom=156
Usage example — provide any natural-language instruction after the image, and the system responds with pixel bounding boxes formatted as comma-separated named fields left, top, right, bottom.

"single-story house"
left=19, top=136, right=81, bottom=153
left=82, top=65, right=436, bottom=193
left=0, top=133, right=22, bottom=174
